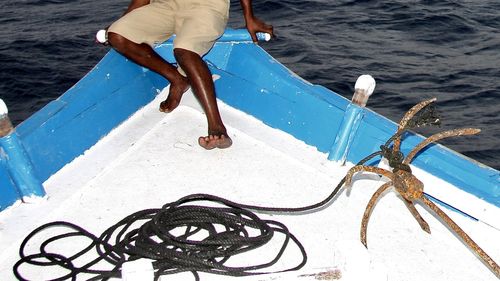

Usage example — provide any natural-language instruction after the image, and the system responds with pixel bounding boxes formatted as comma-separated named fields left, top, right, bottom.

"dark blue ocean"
left=0, top=0, right=499, bottom=170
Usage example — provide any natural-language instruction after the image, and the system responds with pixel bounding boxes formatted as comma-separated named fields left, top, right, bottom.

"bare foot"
left=198, top=134, right=233, bottom=150
left=159, top=78, right=190, bottom=113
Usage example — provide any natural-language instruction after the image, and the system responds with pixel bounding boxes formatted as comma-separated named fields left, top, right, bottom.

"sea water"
left=0, top=0, right=499, bottom=170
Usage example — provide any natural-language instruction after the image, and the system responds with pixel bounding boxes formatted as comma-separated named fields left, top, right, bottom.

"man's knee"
left=173, top=48, right=200, bottom=60
left=174, top=48, right=205, bottom=70
left=107, top=32, right=124, bottom=49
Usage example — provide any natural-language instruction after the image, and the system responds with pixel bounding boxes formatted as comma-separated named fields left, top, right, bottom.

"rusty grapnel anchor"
left=342, top=98, right=500, bottom=277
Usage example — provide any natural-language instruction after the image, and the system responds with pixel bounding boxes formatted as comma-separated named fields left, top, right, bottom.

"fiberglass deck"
left=0, top=86, right=499, bottom=280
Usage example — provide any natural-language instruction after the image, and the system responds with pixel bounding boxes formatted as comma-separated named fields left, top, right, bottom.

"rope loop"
left=14, top=194, right=307, bottom=281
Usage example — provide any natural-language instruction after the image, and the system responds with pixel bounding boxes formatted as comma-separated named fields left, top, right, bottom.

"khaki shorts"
left=108, top=0, right=229, bottom=56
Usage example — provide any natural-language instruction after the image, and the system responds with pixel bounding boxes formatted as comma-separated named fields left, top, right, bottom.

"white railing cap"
left=0, top=98, right=8, bottom=115
left=354, top=74, right=376, bottom=97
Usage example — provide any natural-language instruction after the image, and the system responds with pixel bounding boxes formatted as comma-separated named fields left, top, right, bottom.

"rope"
left=13, top=194, right=307, bottom=281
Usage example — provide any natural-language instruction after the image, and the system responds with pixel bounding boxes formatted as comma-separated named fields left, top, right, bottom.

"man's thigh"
left=173, top=1, right=229, bottom=56
left=108, top=3, right=176, bottom=46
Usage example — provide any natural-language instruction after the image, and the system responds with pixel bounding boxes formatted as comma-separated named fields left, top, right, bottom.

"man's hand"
left=240, top=0, right=274, bottom=43
left=246, top=15, right=274, bottom=42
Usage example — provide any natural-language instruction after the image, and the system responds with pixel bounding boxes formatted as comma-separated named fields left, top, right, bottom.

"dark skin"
left=108, top=0, right=273, bottom=149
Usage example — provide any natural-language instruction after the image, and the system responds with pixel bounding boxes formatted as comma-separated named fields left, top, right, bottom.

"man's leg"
left=107, top=32, right=189, bottom=112
left=174, top=48, right=232, bottom=149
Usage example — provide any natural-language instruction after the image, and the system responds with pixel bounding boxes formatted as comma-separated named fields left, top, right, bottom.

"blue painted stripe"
left=424, top=192, right=479, bottom=221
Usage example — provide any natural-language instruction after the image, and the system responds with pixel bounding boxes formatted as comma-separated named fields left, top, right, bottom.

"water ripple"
left=0, top=0, right=498, bottom=169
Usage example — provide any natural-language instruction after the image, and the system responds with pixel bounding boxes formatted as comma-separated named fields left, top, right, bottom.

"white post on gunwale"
left=0, top=99, right=13, bottom=137
left=0, top=99, right=46, bottom=200
left=352, top=74, right=376, bottom=107
left=328, top=75, right=376, bottom=165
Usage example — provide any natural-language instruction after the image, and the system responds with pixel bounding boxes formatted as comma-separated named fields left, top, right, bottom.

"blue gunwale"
left=0, top=29, right=498, bottom=212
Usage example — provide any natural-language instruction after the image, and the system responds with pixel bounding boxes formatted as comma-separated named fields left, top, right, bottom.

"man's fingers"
left=250, top=32, right=258, bottom=43
left=266, top=25, right=275, bottom=38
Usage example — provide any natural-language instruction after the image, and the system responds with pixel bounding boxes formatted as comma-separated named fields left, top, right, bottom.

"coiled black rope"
left=14, top=194, right=307, bottom=281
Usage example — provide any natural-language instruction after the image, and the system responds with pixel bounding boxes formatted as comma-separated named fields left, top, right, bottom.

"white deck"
left=1, top=86, right=499, bottom=281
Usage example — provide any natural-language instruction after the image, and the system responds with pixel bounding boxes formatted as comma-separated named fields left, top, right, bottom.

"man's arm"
left=240, top=0, right=274, bottom=42
left=123, top=0, right=150, bottom=15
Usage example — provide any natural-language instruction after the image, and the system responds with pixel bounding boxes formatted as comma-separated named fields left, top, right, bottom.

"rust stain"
left=299, top=269, right=342, bottom=280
